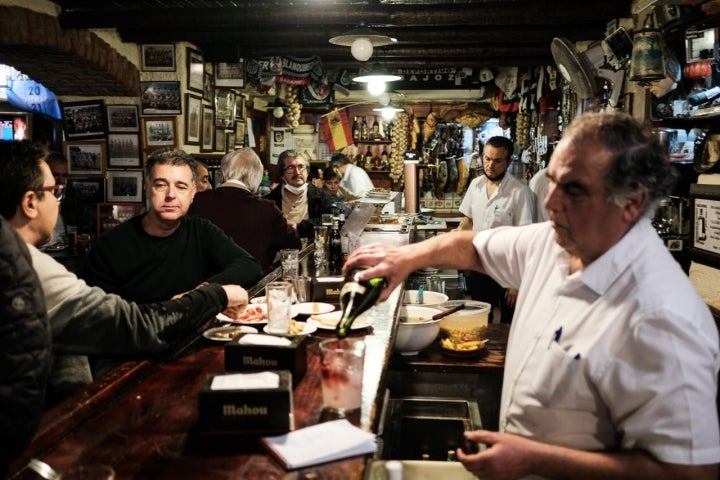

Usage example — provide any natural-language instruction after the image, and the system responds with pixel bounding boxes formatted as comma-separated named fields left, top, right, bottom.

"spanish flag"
left=322, top=109, right=353, bottom=151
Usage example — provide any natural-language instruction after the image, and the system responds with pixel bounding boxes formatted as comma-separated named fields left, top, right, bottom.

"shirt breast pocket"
left=530, top=342, right=595, bottom=410
left=493, top=207, right=514, bottom=226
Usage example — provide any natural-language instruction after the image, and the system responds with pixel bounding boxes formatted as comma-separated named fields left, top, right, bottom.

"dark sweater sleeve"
left=52, top=283, right=228, bottom=356
left=199, top=218, right=263, bottom=287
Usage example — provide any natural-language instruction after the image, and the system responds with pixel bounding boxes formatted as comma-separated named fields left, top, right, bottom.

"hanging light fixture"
left=353, top=63, right=402, bottom=96
left=271, top=98, right=285, bottom=119
left=373, top=102, right=404, bottom=121
left=329, top=24, right=397, bottom=62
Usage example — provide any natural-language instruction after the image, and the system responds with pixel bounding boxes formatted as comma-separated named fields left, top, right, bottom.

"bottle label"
left=340, top=281, right=366, bottom=297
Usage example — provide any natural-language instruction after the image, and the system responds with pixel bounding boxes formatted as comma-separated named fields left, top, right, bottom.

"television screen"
left=0, top=119, right=13, bottom=141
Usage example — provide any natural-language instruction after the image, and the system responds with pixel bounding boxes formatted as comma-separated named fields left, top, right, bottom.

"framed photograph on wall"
left=215, top=61, right=245, bottom=88
left=67, top=177, right=105, bottom=204
left=203, top=71, right=214, bottom=102
left=107, top=134, right=141, bottom=168
left=201, top=106, right=214, bottom=152
left=64, top=140, right=106, bottom=176
left=61, top=100, right=106, bottom=139
left=140, top=44, right=176, bottom=72
left=215, top=128, right=226, bottom=152
left=226, top=132, right=236, bottom=152
left=106, top=104, right=140, bottom=133
left=214, top=88, right=236, bottom=128
left=140, top=81, right=181, bottom=115
left=186, top=48, right=204, bottom=93
left=106, top=170, right=144, bottom=203
left=142, top=116, right=177, bottom=148
left=235, top=121, right=246, bottom=146
left=185, top=94, right=202, bottom=145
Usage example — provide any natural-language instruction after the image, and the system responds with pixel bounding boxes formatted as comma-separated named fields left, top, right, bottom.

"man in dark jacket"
left=189, top=147, right=300, bottom=272
left=0, top=217, right=50, bottom=478
left=264, top=149, right=337, bottom=239
left=0, top=141, right=252, bottom=407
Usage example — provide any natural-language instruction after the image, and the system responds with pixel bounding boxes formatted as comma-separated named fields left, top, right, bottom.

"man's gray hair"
left=563, top=112, right=677, bottom=217
left=221, top=147, right=263, bottom=192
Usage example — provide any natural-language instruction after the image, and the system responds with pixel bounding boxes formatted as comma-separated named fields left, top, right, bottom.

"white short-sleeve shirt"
left=473, top=220, right=720, bottom=471
left=459, top=173, right=535, bottom=231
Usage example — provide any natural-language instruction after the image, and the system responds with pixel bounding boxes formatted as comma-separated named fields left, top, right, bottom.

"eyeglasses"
left=283, top=164, right=307, bottom=173
left=37, top=184, right=66, bottom=202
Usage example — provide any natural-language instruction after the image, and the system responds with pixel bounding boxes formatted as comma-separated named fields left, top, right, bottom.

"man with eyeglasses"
left=0, top=141, right=254, bottom=409
left=264, top=149, right=337, bottom=239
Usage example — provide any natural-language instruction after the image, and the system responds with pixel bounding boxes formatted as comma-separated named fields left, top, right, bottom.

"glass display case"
left=96, top=202, right=145, bottom=236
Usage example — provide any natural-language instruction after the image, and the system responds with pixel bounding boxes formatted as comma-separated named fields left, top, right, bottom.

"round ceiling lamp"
left=367, top=79, right=386, bottom=96
left=273, top=106, right=284, bottom=118
left=329, top=24, right=397, bottom=62
left=373, top=102, right=404, bottom=120
left=353, top=63, right=402, bottom=83
left=350, top=38, right=373, bottom=62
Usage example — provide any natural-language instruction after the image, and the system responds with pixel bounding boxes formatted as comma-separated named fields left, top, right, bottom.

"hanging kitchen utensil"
left=629, top=11, right=666, bottom=83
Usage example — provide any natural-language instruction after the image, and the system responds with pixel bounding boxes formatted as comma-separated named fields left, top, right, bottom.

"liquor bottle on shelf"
left=352, top=116, right=360, bottom=143
left=257, top=170, right=272, bottom=196
left=364, top=147, right=373, bottom=170
left=336, top=267, right=387, bottom=338
left=371, top=116, right=380, bottom=140
left=380, top=146, right=389, bottom=169
left=360, top=116, right=369, bottom=141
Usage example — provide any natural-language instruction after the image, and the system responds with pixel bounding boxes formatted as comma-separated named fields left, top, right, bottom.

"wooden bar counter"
left=8, top=273, right=508, bottom=479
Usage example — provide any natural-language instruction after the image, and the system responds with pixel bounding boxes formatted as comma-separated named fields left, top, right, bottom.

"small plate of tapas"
left=439, top=338, right=488, bottom=358
left=263, top=320, right=317, bottom=337
left=216, top=304, right=268, bottom=325
left=306, top=311, right=371, bottom=331
left=203, top=325, right=258, bottom=342
left=291, top=302, right=335, bottom=316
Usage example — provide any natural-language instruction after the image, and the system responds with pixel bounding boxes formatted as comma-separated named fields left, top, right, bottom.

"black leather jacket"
left=0, top=218, right=51, bottom=477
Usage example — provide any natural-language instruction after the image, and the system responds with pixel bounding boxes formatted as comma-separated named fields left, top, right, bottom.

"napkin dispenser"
left=312, top=275, right=343, bottom=304
left=225, top=333, right=307, bottom=386
left=198, top=370, right=293, bottom=435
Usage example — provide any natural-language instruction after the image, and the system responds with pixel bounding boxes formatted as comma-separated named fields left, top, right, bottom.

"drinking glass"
left=266, top=281, right=293, bottom=334
left=292, top=276, right=312, bottom=304
left=279, top=248, right=299, bottom=279
left=318, top=338, right=365, bottom=413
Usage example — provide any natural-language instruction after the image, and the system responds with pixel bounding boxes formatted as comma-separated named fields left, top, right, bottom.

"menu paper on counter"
left=261, top=419, right=376, bottom=469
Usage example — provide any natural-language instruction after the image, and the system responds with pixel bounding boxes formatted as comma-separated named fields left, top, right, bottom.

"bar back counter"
left=9, top=244, right=508, bottom=480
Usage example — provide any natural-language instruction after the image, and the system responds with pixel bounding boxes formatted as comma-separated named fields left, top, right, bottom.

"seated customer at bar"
left=0, top=141, right=252, bottom=406
left=0, top=215, right=50, bottom=477
left=189, top=147, right=301, bottom=272
left=323, top=167, right=362, bottom=203
left=263, top=149, right=336, bottom=239
left=85, top=147, right=263, bottom=303
left=345, top=112, right=719, bottom=480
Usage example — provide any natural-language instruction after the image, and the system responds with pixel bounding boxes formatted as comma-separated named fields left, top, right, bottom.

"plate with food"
left=250, top=296, right=266, bottom=304
left=263, top=320, right=317, bottom=337
left=291, top=302, right=335, bottom=316
left=439, top=337, right=488, bottom=358
left=216, top=304, right=268, bottom=325
left=366, top=189, right=392, bottom=199
left=306, top=311, right=371, bottom=331
left=203, top=325, right=258, bottom=342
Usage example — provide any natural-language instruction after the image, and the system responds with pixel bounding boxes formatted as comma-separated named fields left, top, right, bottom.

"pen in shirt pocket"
left=553, top=327, right=581, bottom=360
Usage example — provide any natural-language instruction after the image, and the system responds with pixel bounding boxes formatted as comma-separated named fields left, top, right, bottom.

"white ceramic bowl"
left=394, top=305, right=443, bottom=355
left=402, top=290, right=449, bottom=306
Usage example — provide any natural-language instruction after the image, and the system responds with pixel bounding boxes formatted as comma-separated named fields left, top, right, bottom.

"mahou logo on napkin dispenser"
left=198, top=370, right=294, bottom=435
left=225, top=333, right=308, bottom=386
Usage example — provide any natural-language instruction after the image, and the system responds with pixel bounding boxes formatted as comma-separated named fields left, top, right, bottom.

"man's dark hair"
left=0, top=141, right=48, bottom=220
left=330, top=152, right=351, bottom=167
left=484, top=136, right=514, bottom=160
left=323, top=168, right=341, bottom=181
left=145, top=148, right=197, bottom=184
